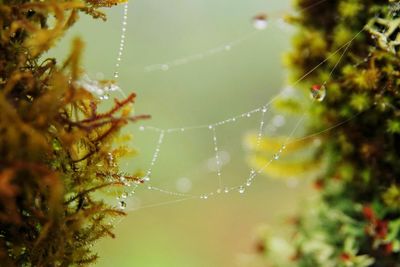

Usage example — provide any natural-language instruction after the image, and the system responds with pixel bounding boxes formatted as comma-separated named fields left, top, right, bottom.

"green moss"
left=254, top=0, right=400, bottom=266
left=387, top=119, right=400, bottom=134
left=0, top=1, right=148, bottom=266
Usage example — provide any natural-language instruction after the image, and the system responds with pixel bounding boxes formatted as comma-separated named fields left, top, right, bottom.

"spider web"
left=83, top=0, right=369, bottom=216
left=76, top=0, right=388, bottom=266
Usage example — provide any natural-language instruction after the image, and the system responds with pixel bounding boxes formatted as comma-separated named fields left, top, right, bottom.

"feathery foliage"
left=247, top=0, right=400, bottom=266
left=0, top=1, right=148, bottom=266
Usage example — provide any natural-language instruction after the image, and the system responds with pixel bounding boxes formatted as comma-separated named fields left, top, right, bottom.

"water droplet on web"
left=119, top=201, right=127, bottom=209
left=238, top=186, right=245, bottom=194
left=121, top=192, right=127, bottom=199
left=310, top=84, right=326, bottom=102
left=252, top=13, right=268, bottom=30
left=273, top=153, right=280, bottom=160
left=224, top=187, right=229, bottom=193
left=200, top=195, right=208, bottom=200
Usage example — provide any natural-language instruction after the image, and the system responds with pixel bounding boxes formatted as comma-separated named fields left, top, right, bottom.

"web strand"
left=113, top=1, right=129, bottom=83
left=137, top=0, right=330, bottom=74
left=210, top=126, right=223, bottom=191
left=246, top=106, right=268, bottom=188
left=143, top=31, right=259, bottom=73
left=109, top=0, right=330, bottom=84
left=144, top=130, right=165, bottom=181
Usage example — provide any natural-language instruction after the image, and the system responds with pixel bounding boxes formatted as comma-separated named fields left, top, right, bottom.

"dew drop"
left=273, top=153, right=280, bottom=160
left=119, top=201, right=127, bottom=209
left=262, top=107, right=268, bottom=113
left=252, top=13, right=268, bottom=30
left=121, top=192, right=127, bottom=199
left=310, top=84, right=326, bottom=102
left=238, top=186, right=245, bottom=194
left=224, top=187, right=229, bottom=193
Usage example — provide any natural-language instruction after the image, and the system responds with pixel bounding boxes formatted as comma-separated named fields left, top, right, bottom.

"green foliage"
left=0, top=1, right=148, bottom=266
left=248, top=0, right=400, bottom=266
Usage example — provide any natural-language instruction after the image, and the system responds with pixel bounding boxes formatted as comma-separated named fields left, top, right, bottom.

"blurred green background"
left=49, top=0, right=312, bottom=266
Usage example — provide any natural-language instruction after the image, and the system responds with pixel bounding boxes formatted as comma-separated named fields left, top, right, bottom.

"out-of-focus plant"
left=0, top=1, right=149, bottom=266
left=245, top=0, right=400, bottom=266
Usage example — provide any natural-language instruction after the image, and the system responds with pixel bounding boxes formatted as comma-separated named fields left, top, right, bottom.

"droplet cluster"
left=113, top=2, right=129, bottom=80
left=74, top=74, right=121, bottom=100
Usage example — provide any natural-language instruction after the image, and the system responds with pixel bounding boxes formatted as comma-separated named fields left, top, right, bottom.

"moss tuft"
left=0, top=1, right=148, bottom=266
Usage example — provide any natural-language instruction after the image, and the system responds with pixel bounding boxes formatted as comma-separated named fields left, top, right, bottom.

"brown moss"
left=0, top=1, right=149, bottom=266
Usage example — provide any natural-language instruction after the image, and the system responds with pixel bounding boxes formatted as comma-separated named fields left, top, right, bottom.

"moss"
left=248, top=0, right=400, bottom=266
left=0, top=1, right=148, bottom=266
